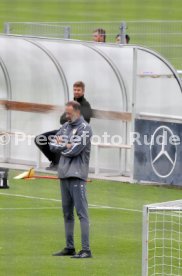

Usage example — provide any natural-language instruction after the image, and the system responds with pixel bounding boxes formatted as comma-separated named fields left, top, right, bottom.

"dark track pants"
left=34, top=129, right=60, bottom=164
left=60, top=178, right=90, bottom=251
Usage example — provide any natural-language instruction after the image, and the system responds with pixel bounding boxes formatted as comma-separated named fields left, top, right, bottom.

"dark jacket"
left=60, top=96, right=92, bottom=124
left=49, top=116, right=92, bottom=181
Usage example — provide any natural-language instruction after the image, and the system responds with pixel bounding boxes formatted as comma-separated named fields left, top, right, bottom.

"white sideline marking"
left=0, top=192, right=142, bottom=213
left=0, top=192, right=61, bottom=202
left=89, top=204, right=142, bottom=213
left=0, top=207, right=61, bottom=210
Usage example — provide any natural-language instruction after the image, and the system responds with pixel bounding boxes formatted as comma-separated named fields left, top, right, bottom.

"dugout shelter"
left=0, top=35, right=182, bottom=184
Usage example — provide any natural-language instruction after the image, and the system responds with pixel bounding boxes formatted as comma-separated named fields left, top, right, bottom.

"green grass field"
left=0, top=0, right=182, bottom=30
left=1, top=170, right=182, bottom=276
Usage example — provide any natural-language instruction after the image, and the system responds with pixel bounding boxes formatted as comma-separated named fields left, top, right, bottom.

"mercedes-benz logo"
left=150, top=126, right=177, bottom=178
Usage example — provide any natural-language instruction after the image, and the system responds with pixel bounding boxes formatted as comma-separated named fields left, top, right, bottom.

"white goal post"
left=142, top=200, right=182, bottom=276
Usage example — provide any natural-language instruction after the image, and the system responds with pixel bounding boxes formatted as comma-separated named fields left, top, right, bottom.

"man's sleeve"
left=49, top=141, right=68, bottom=153
left=61, top=125, right=92, bottom=157
left=49, top=125, right=67, bottom=153
left=81, top=102, right=92, bottom=123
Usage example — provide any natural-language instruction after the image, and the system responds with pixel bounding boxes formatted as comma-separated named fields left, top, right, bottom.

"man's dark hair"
left=94, top=28, right=106, bottom=42
left=125, top=34, right=130, bottom=43
left=73, top=81, right=85, bottom=91
left=116, top=34, right=130, bottom=44
left=66, top=101, right=81, bottom=111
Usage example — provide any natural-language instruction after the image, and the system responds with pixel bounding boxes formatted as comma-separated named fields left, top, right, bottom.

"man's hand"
left=66, top=143, right=72, bottom=149
left=55, top=136, right=63, bottom=144
left=55, top=136, right=72, bottom=149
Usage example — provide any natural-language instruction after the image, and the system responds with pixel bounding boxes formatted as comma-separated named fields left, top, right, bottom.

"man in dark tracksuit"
left=50, top=101, right=92, bottom=259
left=60, top=84, right=92, bottom=125
left=34, top=81, right=92, bottom=170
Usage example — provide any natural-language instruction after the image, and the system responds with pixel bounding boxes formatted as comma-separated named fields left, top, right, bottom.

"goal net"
left=142, top=200, right=182, bottom=276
